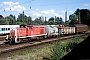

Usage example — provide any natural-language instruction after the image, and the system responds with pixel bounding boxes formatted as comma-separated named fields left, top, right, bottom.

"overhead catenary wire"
left=1, top=0, right=90, bottom=13
left=2, top=0, right=34, bottom=11
left=32, top=1, right=90, bottom=6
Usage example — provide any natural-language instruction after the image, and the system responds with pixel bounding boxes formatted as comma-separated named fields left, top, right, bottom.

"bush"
left=50, top=43, right=65, bottom=60
left=48, top=36, right=85, bottom=60
left=88, top=26, right=90, bottom=31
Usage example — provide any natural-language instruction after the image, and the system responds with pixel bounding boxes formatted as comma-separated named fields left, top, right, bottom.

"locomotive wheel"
left=37, top=37, right=41, bottom=42
left=9, top=38, right=15, bottom=45
left=83, top=31, right=86, bottom=33
left=20, top=39, right=22, bottom=43
left=13, top=38, right=21, bottom=44
left=42, top=36, right=44, bottom=40
left=47, top=36, right=51, bottom=38
left=39, top=37, right=42, bottom=40
left=44, top=35, right=48, bottom=39
left=17, top=38, right=22, bottom=44
left=9, top=40, right=12, bottom=45
left=27, top=38, right=32, bottom=43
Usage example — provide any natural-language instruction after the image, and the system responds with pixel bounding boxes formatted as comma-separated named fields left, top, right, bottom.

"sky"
left=0, top=0, right=90, bottom=21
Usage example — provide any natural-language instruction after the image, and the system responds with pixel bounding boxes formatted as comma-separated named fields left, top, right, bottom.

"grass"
left=2, top=36, right=87, bottom=60
left=88, top=26, right=90, bottom=32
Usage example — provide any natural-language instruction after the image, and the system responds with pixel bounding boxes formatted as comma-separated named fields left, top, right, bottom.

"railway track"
left=0, top=36, right=6, bottom=41
left=0, top=33, right=89, bottom=59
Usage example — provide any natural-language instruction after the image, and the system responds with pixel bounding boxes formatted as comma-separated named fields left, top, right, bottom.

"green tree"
left=65, top=20, right=70, bottom=26
left=9, top=14, right=16, bottom=25
left=5, top=14, right=16, bottom=25
left=17, top=12, right=28, bottom=25
left=69, top=14, right=78, bottom=25
left=74, top=9, right=81, bottom=24
left=48, top=17, right=54, bottom=25
left=55, top=17, right=63, bottom=25
left=0, top=15, right=5, bottom=25
left=33, top=18, right=44, bottom=25
left=0, top=15, right=4, bottom=18
left=0, top=18, right=6, bottom=25
left=39, top=16, right=44, bottom=25
left=17, top=14, right=23, bottom=22
left=27, top=16, right=32, bottom=25
left=75, top=9, right=90, bottom=26
left=32, top=16, right=45, bottom=25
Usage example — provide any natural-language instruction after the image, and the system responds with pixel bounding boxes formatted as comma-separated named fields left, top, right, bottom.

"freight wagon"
left=70, top=24, right=88, bottom=33
left=58, top=27, right=75, bottom=34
